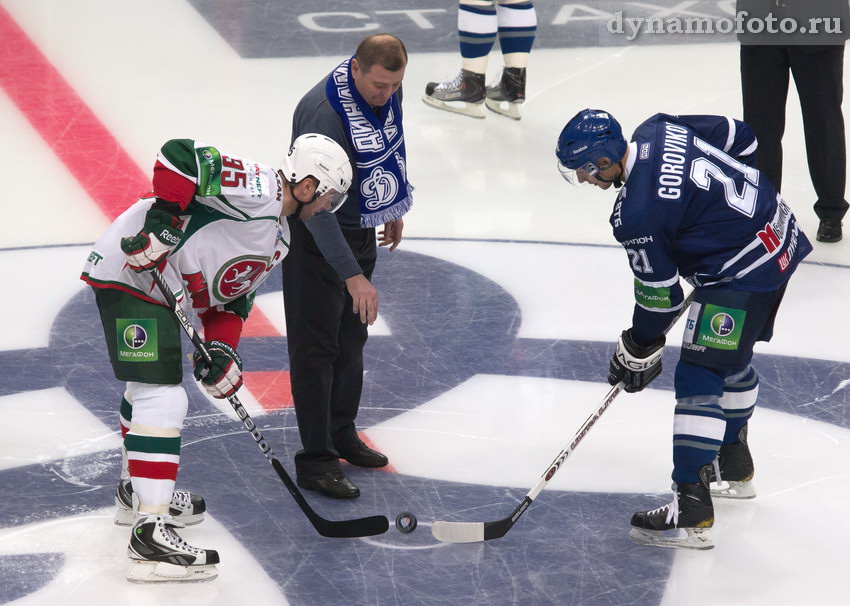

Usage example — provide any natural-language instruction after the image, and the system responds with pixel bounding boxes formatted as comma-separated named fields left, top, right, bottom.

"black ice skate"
left=485, top=67, right=526, bottom=120
left=708, top=424, right=756, bottom=499
left=127, top=515, right=219, bottom=582
left=422, top=69, right=486, bottom=118
left=114, top=479, right=206, bottom=526
left=629, top=464, right=715, bottom=550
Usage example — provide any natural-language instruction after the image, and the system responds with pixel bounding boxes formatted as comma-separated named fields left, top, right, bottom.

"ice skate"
left=485, top=67, right=526, bottom=120
left=114, top=479, right=206, bottom=526
left=126, top=515, right=219, bottom=583
left=709, top=424, right=756, bottom=499
left=629, top=464, right=715, bottom=550
left=422, top=69, right=486, bottom=118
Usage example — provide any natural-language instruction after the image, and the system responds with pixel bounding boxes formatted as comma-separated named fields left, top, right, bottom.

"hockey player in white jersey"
left=81, top=133, right=351, bottom=582
left=556, top=109, right=812, bottom=550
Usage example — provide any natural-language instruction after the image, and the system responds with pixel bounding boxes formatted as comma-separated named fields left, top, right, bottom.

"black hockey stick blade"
left=271, top=459, right=389, bottom=538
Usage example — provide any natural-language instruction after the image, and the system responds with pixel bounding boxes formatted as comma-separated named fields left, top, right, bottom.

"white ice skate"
left=126, top=515, right=219, bottom=583
left=114, top=479, right=206, bottom=526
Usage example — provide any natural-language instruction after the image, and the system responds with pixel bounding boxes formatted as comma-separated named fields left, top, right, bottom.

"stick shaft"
left=432, top=292, right=695, bottom=543
left=149, top=268, right=388, bottom=538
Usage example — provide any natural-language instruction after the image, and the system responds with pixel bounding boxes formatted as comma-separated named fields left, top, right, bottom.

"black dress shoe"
left=817, top=217, right=843, bottom=243
left=296, top=471, right=360, bottom=499
left=336, top=440, right=389, bottom=468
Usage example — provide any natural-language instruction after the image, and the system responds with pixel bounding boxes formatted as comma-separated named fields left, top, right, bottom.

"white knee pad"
left=125, top=382, right=189, bottom=430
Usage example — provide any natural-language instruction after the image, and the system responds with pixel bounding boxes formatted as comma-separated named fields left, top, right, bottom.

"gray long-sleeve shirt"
left=292, top=67, right=402, bottom=280
left=292, top=71, right=401, bottom=280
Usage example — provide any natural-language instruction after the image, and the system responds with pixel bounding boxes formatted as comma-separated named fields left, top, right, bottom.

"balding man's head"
left=355, top=34, right=408, bottom=74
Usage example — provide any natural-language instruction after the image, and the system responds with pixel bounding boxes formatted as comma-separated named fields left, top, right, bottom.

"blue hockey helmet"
left=556, top=109, right=627, bottom=185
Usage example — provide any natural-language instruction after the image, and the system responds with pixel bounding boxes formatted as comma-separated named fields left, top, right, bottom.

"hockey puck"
left=395, top=512, right=417, bottom=534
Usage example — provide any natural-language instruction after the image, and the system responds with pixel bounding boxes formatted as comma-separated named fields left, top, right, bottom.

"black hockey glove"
left=608, top=329, right=665, bottom=393
left=192, top=341, right=243, bottom=399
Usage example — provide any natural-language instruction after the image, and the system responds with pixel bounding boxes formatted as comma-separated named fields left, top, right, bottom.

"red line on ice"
left=0, top=5, right=149, bottom=220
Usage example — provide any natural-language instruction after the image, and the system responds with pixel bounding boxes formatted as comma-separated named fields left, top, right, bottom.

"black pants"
left=282, top=217, right=377, bottom=477
left=741, top=44, right=848, bottom=221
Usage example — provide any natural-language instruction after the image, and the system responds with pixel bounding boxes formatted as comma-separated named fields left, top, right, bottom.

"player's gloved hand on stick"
left=192, top=340, right=243, bottom=398
left=120, top=207, right=184, bottom=272
left=608, top=329, right=665, bottom=393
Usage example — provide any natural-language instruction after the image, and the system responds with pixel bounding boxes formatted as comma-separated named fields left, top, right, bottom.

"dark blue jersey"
left=612, top=113, right=812, bottom=343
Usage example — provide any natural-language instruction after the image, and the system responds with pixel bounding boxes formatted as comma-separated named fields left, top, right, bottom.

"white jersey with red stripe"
left=81, top=139, right=289, bottom=314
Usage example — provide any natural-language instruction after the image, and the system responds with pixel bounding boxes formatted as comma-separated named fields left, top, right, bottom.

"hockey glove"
left=120, top=208, right=184, bottom=272
left=192, top=341, right=243, bottom=399
left=608, top=329, right=665, bottom=393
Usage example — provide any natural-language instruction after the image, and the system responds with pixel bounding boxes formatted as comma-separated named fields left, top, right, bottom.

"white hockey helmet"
left=280, top=133, right=352, bottom=214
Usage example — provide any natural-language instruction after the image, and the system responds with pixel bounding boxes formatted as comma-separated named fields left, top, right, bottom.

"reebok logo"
left=158, top=229, right=180, bottom=245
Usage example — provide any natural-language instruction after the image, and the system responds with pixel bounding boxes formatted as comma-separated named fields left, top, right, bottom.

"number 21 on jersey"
left=628, top=248, right=653, bottom=273
left=690, top=137, right=760, bottom=218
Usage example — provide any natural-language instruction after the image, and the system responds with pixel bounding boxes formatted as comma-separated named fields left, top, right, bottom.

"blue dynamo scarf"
left=325, top=57, right=413, bottom=228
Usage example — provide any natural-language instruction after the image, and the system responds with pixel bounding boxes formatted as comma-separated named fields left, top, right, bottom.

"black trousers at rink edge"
left=282, top=215, right=377, bottom=478
left=741, top=44, right=849, bottom=222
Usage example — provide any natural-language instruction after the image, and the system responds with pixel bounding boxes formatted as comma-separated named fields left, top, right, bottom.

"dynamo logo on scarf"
left=326, top=57, right=413, bottom=228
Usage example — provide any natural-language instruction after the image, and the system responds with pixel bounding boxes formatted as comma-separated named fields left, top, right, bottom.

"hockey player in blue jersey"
left=555, top=109, right=812, bottom=550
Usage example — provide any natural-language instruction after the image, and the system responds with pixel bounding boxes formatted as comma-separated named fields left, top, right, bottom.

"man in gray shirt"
left=283, top=34, right=411, bottom=499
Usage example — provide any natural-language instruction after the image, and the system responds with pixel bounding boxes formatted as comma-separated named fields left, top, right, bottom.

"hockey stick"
left=150, top=268, right=389, bottom=538
left=431, top=292, right=695, bottom=543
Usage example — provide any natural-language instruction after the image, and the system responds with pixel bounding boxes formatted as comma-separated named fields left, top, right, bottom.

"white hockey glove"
left=120, top=208, right=183, bottom=272
left=192, top=341, right=243, bottom=399
left=608, top=329, right=665, bottom=393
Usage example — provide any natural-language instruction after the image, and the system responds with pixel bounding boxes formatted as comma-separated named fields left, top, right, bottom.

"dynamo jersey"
left=613, top=114, right=812, bottom=339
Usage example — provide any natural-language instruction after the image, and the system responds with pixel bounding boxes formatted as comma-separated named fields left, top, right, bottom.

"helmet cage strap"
left=286, top=175, right=320, bottom=220
left=595, top=160, right=625, bottom=187
left=291, top=177, right=320, bottom=205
